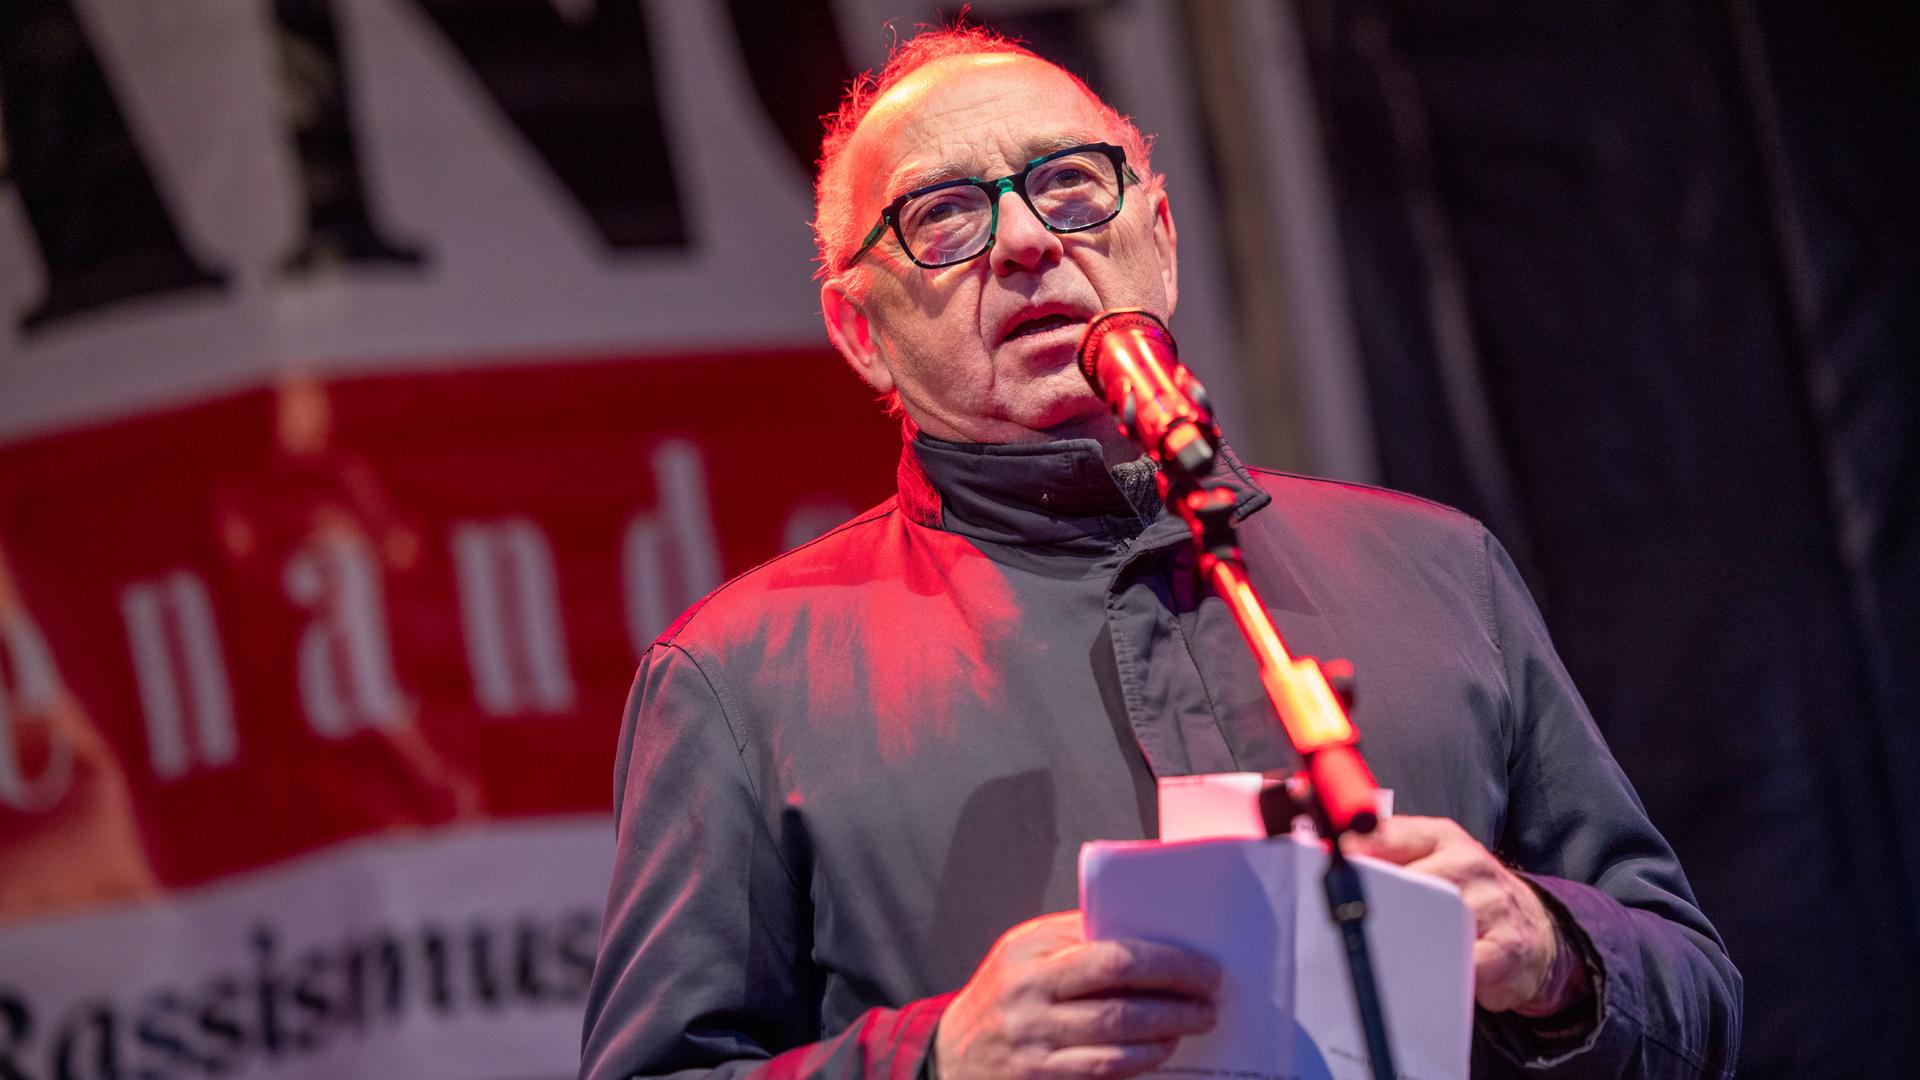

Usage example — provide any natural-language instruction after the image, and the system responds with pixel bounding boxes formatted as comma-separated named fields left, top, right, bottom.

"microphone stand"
left=1080, top=307, right=1398, bottom=1079
left=1174, top=482, right=1398, bottom=1080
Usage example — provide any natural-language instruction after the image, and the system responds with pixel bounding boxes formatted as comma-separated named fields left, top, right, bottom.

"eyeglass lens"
left=899, top=149, right=1123, bottom=267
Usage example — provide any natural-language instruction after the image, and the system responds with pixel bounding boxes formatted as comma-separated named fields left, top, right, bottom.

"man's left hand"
left=1340, top=815, right=1588, bottom=1016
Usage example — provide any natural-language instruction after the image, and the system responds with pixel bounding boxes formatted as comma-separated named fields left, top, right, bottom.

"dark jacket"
left=580, top=436, right=1741, bottom=1080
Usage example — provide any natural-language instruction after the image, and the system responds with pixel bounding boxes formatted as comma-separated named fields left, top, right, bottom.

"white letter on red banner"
left=451, top=517, right=576, bottom=717
left=120, top=570, right=238, bottom=781
left=284, top=533, right=408, bottom=738
left=622, top=440, right=722, bottom=652
left=0, top=608, right=75, bottom=811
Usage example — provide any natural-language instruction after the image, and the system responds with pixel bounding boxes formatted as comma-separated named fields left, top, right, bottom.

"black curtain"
left=1291, top=1, right=1920, bottom=1075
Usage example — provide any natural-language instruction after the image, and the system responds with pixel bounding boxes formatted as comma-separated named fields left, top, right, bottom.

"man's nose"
left=989, top=191, right=1063, bottom=277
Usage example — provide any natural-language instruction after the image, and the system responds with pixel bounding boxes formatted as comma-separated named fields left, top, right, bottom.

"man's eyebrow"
left=882, top=134, right=1101, bottom=200
left=1023, top=133, right=1100, bottom=159
left=885, top=163, right=969, bottom=199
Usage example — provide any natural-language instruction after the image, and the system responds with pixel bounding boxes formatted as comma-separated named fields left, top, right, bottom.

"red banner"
left=0, top=348, right=897, bottom=906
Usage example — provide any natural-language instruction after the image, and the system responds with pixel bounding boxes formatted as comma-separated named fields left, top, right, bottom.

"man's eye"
left=1033, top=156, right=1106, bottom=193
left=908, top=194, right=976, bottom=229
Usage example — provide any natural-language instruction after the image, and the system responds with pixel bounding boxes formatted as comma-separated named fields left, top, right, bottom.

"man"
left=580, top=28, right=1740, bottom=1080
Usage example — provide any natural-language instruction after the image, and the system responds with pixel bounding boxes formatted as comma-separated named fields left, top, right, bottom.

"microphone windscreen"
left=1075, top=308, right=1176, bottom=392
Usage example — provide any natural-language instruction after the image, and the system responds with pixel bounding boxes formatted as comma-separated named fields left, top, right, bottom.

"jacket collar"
left=896, top=428, right=1272, bottom=551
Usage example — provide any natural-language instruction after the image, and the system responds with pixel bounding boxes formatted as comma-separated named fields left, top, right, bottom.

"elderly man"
left=579, top=28, right=1740, bottom=1080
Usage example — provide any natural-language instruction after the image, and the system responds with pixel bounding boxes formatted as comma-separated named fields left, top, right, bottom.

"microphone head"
left=1076, top=308, right=1176, bottom=393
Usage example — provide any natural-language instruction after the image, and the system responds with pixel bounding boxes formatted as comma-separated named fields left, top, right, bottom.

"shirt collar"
left=896, top=429, right=1272, bottom=550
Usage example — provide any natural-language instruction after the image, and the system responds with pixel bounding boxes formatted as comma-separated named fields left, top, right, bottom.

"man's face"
left=822, top=54, right=1178, bottom=445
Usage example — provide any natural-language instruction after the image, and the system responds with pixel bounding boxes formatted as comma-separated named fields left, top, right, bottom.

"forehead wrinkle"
left=884, top=132, right=1103, bottom=201
left=851, top=55, right=1113, bottom=213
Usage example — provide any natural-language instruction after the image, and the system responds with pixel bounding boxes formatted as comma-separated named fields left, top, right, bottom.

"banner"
left=0, top=2, right=1235, bottom=1077
left=0, top=2, right=903, bottom=1077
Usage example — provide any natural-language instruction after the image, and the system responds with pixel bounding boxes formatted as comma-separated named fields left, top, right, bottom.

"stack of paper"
left=1078, top=775, right=1472, bottom=1080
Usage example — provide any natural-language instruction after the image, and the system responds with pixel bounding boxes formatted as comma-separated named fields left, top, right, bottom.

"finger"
left=1040, top=994, right=1218, bottom=1045
left=1398, top=842, right=1501, bottom=892
left=1456, top=876, right=1520, bottom=937
left=1040, top=1038, right=1179, bottom=1079
left=1339, top=815, right=1457, bottom=864
left=1046, top=939, right=1222, bottom=1001
left=1473, top=930, right=1526, bottom=983
left=1472, top=933, right=1542, bottom=1012
left=997, top=911, right=1089, bottom=963
left=1429, top=861, right=1544, bottom=940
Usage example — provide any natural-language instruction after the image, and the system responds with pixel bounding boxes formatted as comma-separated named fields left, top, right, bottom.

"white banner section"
left=0, top=817, right=612, bottom=1080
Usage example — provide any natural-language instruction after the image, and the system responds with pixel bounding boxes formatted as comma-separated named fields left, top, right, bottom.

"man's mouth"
left=1004, top=313, right=1084, bottom=341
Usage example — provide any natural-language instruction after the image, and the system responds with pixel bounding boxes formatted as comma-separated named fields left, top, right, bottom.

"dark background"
left=1290, top=3, right=1919, bottom=1073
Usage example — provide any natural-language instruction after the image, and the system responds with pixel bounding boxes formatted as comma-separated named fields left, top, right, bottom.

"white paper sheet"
left=1078, top=775, right=1473, bottom=1080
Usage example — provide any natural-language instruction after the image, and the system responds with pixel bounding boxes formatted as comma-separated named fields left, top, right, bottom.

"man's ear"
left=1150, top=187, right=1179, bottom=316
left=821, top=281, right=894, bottom=394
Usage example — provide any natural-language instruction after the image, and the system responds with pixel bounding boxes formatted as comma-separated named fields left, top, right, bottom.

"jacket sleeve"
left=1473, top=531, right=1743, bottom=1078
left=579, top=642, right=951, bottom=1080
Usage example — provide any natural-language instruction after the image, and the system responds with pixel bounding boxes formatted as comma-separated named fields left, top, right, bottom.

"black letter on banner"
left=51, top=1001, right=116, bottom=1080
left=0, top=0, right=226, bottom=333
left=271, top=0, right=424, bottom=273
left=409, top=0, right=686, bottom=250
left=0, top=988, right=34, bottom=1080
left=721, top=5, right=1109, bottom=182
left=722, top=0, right=853, bottom=178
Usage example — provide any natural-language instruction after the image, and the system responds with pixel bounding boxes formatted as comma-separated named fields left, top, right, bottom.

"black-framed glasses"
left=845, top=142, right=1139, bottom=271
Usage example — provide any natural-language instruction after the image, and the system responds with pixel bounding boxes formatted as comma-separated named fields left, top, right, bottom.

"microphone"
left=1075, top=309, right=1219, bottom=479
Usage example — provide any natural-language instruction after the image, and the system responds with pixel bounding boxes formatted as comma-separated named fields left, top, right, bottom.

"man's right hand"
left=932, top=911, right=1221, bottom=1080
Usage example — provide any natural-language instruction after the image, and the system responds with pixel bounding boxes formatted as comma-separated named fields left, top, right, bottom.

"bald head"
left=812, top=31, right=1158, bottom=286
